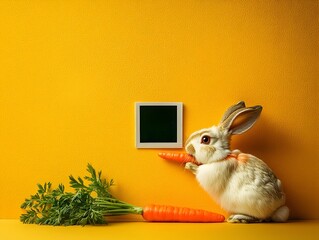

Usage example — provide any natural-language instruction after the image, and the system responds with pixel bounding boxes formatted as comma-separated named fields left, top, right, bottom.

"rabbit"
left=184, top=101, right=289, bottom=223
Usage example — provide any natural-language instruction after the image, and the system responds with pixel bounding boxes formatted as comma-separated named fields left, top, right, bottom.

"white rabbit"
left=185, top=101, right=289, bottom=223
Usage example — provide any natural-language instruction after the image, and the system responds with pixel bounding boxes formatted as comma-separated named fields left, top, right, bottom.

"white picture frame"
left=135, top=102, right=183, bottom=148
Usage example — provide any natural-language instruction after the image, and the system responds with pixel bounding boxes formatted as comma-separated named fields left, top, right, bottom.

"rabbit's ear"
left=220, top=101, right=246, bottom=124
left=220, top=105, right=262, bottom=135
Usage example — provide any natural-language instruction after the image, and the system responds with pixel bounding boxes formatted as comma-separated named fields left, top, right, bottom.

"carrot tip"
left=158, top=152, right=200, bottom=165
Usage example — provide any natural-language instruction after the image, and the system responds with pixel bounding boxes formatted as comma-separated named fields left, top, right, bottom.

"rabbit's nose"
left=186, top=144, right=195, bottom=155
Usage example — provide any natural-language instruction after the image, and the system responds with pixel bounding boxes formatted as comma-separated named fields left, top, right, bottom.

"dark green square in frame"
left=135, top=102, right=183, bottom=148
left=139, top=106, right=177, bottom=143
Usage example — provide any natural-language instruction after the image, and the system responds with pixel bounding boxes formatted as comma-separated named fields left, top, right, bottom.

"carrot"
left=158, top=152, right=200, bottom=165
left=225, top=153, right=238, bottom=160
left=21, top=164, right=225, bottom=225
left=142, top=204, right=225, bottom=222
left=95, top=199, right=225, bottom=223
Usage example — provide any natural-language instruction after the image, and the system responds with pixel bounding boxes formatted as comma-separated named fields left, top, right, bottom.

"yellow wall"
left=0, top=0, right=318, bottom=220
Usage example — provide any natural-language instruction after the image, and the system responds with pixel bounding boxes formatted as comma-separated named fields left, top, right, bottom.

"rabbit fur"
left=185, top=101, right=289, bottom=223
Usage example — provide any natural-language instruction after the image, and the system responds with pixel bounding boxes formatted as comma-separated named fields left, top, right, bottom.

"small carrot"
left=142, top=204, right=225, bottom=222
left=158, top=152, right=200, bottom=165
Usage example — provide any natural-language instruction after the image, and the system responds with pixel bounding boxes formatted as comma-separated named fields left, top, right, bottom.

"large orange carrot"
left=142, top=204, right=225, bottom=222
left=158, top=152, right=200, bottom=165
left=95, top=199, right=225, bottom=223
left=21, top=164, right=225, bottom=225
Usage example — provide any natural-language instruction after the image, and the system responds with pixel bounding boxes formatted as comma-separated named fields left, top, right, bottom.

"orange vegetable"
left=142, top=204, right=225, bottom=222
left=158, top=152, right=200, bottom=165
left=21, top=164, right=224, bottom=225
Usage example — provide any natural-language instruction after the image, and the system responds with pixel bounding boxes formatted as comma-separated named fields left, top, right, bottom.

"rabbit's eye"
left=201, top=135, right=211, bottom=145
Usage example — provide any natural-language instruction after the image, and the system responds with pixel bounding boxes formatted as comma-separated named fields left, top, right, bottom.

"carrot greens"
left=20, top=164, right=141, bottom=225
left=20, top=163, right=224, bottom=225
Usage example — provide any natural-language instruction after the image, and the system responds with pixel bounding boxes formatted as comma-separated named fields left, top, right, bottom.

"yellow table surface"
left=1, top=219, right=318, bottom=240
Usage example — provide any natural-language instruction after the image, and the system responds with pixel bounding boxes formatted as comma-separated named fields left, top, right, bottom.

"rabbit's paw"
left=185, top=162, right=198, bottom=175
left=227, top=214, right=262, bottom=223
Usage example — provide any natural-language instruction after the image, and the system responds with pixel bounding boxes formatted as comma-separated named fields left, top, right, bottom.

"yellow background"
left=0, top=0, right=318, bottom=220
